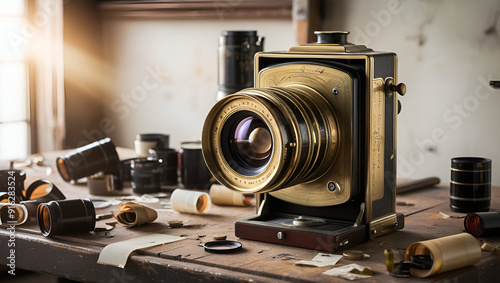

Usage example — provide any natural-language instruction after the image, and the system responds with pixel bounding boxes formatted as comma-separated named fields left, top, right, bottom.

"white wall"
left=101, top=0, right=500, bottom=185
left=324, top=0, right=500, bottom=185
left=101, top=18, right=295, bottom=151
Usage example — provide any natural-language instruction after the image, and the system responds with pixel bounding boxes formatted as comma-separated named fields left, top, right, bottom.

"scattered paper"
left=323, top=263, right=373, bottom=281
left=97, top=234, right=185, bottom=268
left=272, top=253, right=296, bottom=260
left=295, top=253, right=342, bottom=267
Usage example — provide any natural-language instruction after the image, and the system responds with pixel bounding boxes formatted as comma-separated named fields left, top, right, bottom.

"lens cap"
left=203, top=240, right=242, bottom=253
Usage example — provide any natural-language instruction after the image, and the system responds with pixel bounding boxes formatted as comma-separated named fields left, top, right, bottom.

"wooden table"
left=1, top=149, right=500, bottom=282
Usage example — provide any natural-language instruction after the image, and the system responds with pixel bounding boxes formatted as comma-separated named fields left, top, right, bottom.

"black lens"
left=465, top=211, right=500, bottom=237
left=222, top=112, right=273, bottom=176
left=37, top=199, right=95, bottom=237
left=130, top=158, right=161, bottom=194
left=56, top=137, right=120, bottom=182
left=149, top=148, right=178, bottom=186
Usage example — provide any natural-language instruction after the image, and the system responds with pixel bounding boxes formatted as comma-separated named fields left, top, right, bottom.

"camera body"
left=202, top=31, right=405, bottom=251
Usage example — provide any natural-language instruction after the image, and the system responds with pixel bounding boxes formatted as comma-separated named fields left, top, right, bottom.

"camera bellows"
left=114, top=201, right=158, bottom=227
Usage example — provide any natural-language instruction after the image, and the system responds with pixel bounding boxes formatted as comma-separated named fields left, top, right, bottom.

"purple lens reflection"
left=233, top=116, right=272, bottom=168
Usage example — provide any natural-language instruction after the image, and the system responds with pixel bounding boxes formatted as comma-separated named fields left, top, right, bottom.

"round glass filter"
left=203, top=240, right=242, bottom=253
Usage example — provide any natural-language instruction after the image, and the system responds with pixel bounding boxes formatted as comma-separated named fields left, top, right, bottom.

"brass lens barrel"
left=405, top=233, right=481, bottom=278
left=202, top=85, right=338, bottom=194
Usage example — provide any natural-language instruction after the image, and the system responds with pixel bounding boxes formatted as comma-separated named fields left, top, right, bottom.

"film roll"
left=209, top=184, right=253, bottom=206
left=170, top=188, right=211, bottom=214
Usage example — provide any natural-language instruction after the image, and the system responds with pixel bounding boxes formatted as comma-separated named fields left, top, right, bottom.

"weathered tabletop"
left=1, top=148, right=500, bottom=282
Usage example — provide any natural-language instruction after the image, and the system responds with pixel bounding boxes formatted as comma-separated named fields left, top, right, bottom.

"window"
left=0, top=0, right=30, bottom=161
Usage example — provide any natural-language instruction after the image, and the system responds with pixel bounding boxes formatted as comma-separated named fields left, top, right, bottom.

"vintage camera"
left=202, top=31, right=406, bottom=251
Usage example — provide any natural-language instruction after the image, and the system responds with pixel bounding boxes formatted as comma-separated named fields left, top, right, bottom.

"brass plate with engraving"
left=369, top=78, right=385, bottom=201
left=258, top=64, right=354, bottom=207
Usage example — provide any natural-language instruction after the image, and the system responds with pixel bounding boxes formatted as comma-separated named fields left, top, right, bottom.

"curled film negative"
left=113, top=201, right=158, bottom=227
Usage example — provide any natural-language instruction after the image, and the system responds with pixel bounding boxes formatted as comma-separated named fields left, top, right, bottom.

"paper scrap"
left=97, top=234, right=185, bottom=268
left=323, top=263, right=373, bottom=280
left=295, top=253, right=342, bottom=267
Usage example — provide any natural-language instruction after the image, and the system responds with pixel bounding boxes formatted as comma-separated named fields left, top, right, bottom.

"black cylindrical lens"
left=465, top=211, right=500, bottom=237
left=0, top=169, right=26, bottom=200
left=21, top=180, right=66, bottom=219
left=37, top=199, right=95, bottom=237
left=56, top=138, right=120, bottom=182
left=450, top=157, right=491, bottom=213
left=217, top=30, right=264, bottom=100
left=181, top=142, right=213, bottom=191
left=130, top=158, right=161, bottom=194
left=149, top=148, right=178, bottom=186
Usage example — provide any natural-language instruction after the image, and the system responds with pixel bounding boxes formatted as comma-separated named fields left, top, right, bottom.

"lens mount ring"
left=202, top=94, right=292, bottom=193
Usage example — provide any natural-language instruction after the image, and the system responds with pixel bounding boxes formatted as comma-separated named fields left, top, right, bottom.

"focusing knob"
left=385, top=78, right=406, bottom=97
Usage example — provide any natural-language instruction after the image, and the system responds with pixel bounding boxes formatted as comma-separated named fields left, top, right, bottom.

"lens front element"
left=234, top=116, right=272, bottom=166
left=222, top=112, right=273, bottom=176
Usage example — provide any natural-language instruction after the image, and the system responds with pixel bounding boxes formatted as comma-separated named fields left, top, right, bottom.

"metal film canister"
left=404, top=233, right=481, bottom=278
left=37, top=199, right=96, bottom=237
left=217, top=30, right=264, bottom=100
left=465, top=211, right=500, bottom=237
left=56, top=137, right=120, bottom=182
left=450, top=157, right=491, bottom=213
